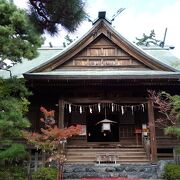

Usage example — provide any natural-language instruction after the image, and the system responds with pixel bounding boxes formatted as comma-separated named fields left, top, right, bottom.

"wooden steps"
left=65, top=146, right=150, bottom=164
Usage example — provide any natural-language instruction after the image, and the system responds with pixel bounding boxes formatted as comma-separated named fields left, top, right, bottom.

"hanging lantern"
left=102, top=123, right=111, bottom=131
left=96, top=119, right=117, bottom=132
left=96, top=108, right=117, bottom=132
left=102, top=120, right=111, bottom=132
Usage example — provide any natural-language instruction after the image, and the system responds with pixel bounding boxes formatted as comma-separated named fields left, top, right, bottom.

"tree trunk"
left=57, top=161, right=63, bottom=180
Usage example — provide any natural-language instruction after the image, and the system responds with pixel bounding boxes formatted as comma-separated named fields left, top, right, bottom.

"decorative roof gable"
left=56, top=35, right=150, bottom=71
left=30, top=19, right=176, bottom=73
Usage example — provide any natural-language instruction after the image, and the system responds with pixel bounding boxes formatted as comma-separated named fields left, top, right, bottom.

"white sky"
left=14, top=0, right=180, bottom=57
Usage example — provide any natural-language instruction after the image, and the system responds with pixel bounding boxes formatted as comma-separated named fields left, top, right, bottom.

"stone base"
left=63, top=160, right=174, bottom=179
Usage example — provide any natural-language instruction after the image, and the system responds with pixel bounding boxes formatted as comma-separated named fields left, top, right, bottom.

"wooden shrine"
left=24, top=12, right=180, bottom=164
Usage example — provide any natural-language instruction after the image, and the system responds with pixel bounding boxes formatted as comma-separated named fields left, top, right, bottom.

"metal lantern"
left=96, top=108, right=117, bottom=132
left=96, top=119, right=117, bottom=132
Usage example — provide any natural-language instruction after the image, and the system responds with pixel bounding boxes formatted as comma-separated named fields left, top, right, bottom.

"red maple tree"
left=22, top=106, right=82, bottom=180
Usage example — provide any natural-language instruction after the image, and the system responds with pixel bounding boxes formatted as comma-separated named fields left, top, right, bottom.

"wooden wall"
left=55, top=36, right=151, bottom=71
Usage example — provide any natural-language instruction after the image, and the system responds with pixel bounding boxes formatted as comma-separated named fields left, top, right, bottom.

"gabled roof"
left=0, top=15, right=180, bottom=79
left=28, top=19, right=178, bottom=73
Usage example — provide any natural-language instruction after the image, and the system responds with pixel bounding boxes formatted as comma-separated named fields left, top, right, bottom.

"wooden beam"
left=58, top=99, right=65, bottom=128
left=148, top=99, right=157, bottom=163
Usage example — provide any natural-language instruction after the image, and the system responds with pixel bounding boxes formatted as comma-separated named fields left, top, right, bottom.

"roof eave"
left=23, top=73, right=180, bottom=81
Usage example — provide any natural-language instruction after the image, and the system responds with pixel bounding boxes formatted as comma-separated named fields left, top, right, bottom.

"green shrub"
left=0, top=170, right=12, bottom=180
left=175, top=146, right=180, bottom=154
left=32, top=167, right=58, bottom=180
left=11, top=166, right=27, bottom=180
left=0, top=166, right=26, bottom=180
left=164, top=163, right=180, bottom=180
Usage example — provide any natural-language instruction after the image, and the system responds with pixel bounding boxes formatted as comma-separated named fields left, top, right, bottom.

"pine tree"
left=28, top=0, right=87, bottom=35
left=0, top=77, right=31, bottom=166
left=0, top=0, right=44, bottom=65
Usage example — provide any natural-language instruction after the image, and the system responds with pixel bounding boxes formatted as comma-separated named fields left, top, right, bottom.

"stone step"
left=67, top=145, right=143, bottom=148
left=67, top=148, right=145, bottom=152
left=67, top=155, right=145, bottom=158
left=67, top=156, right=148, bottom=161
left=66, top=159, right=150, bottom=163
left=66, top=152, right=146, bottom=156
left=66, top=155, right=148, bottom=159
left=66, top=153, right=147, bottom=157
left=67, top=153, right=146, bottom=156
left=66, top=146, right=149, bottom=163
left=67, top=148, right=145, bottom=150
left=67, top=153, right=147, bottom=156
left=65, top=161, right=150, bottom=165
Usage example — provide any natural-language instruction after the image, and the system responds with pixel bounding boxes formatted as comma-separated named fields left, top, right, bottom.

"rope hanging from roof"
left=64, top=102, right=147, bottom=114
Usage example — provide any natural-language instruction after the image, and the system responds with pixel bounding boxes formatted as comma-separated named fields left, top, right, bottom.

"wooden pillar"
left=58, top=99, right=65, bottom=128
left=148, top=99, right=157, bottom=163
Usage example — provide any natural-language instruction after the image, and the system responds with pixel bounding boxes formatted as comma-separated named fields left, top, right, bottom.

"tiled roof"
left=0, top=47, right=63, bottom=78
left=143, top=47, right=180, bottom=71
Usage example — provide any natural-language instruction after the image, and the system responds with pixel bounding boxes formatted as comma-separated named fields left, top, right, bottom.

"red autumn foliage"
left=40, top=106, right=55, bottom=118
left=22, top=106, right=82, bottom=180
left=22, top=106, right=82, bottom=152
left=40, top=106, right=55, bottom=125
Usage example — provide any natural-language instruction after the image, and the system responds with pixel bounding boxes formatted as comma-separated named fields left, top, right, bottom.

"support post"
left=148, top=99, right=157, bottom=163
left=42, top=150, right=46, bottom=167
left=58, top=99, right=64, bottom=128
left=58, top=100, right=65, bottom=180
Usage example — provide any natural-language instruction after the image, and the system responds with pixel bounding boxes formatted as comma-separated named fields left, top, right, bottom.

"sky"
left=14, top=0, right=180, bottom=57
